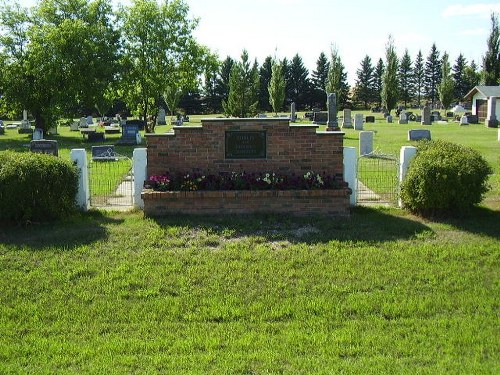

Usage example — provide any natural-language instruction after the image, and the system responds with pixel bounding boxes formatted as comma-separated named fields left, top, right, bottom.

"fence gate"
left=357, top=152, right=399, bottom=205
left=88, top=147, right=133, bottom=207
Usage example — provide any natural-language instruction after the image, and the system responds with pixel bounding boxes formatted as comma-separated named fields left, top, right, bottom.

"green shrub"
left=400, top=140, right=492, bottom=216
left=0, top=151, right=78, bottom=223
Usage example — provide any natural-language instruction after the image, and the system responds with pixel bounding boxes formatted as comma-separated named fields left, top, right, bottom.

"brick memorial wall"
left=143, top=118, right=350, bottom=216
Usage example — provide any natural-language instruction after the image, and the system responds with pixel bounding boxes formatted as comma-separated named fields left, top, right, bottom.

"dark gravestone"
left=312, top=112, right=328, bottom=125
left=117, top=124, right=139, bottom=145
left=225, top=131, right=266, bottom=159
left=92, top=145, right=116, bottom=161
left=87, top=132, right=105, bottom=142
left=125, top=119, right=146, bottom=130
left=365, top=116, right=375, bottom=123
left=408, top=129, right=431, bottom=141
left=30, top=140, right=58, bottom=156
left=467, top=115, right=478, bottom=124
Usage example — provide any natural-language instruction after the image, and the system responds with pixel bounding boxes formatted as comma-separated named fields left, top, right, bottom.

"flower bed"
left=142, top=171, right=351, bottom=217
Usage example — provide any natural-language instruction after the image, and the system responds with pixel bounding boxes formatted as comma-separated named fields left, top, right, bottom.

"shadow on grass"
left=0, top=210, right=124, bottom=250
left=150, top=206, right=433, bottom=244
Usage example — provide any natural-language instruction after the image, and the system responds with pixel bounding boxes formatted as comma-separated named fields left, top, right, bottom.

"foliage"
left=401, top=140, right=492, bottom=217
left=311, top=52, right=330, bottom=109
left=286, top=54, right=311, bottom=110
left=201, top=52, right=221, bottom=113
left=354, top=55, right=375, bottom=109
left=268, top=59, right=286, bottom=114
left=222, top=50, right=259, bottom=117
left=0, top=151, right=78, bottom=222
left=119, top=0, right=207, bottom=131
left=381, top=35, right=399, bottom=114
left=326, top=46, right=350, bottom=110
left=413, top=50, right=425, bottom=107
left=398, top=49, right=414, bottom=107
left=424, top=44, right=442, bottom=107
left=0, top=0, right=120, bottom=131
left=145, top=171, right=347, bottom=192
left=463, top=60, right=481, bottom=90
left=372, top=58, right=384, bottom=107
left=438, top=52, right=455, bottom=110
left=452, top=53, right=469, bottom=100
left=482, top=12, right=500, bottom=85
left=258, top=56, right=273, bottom=112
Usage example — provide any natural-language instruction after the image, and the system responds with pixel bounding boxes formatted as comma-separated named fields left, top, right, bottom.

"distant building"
left=464, top=86, right=500, bottom=121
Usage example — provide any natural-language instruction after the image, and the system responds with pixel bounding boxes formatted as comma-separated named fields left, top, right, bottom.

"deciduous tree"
left=268, top=59, right=286, bottom=115
left=438, top=52, right=455, bottom=111
left=381, top=35, right=399, bottom=114
left=482, top=12, right=500, bottom=85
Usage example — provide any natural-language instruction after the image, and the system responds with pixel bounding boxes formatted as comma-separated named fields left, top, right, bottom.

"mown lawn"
left=1, top=207, right=498, bottom=373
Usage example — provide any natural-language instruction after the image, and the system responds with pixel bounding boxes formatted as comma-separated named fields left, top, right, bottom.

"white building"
left=464, top=86, right=500, bottom=122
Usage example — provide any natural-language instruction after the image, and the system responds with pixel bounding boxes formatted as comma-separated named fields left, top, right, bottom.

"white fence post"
left=343, top=146, right=357, bottom=206
left=133, top=148, right=147, bottom=209
left=399, top=146, right=418, bottom=208
left=70, top=149, right=89, bottom=211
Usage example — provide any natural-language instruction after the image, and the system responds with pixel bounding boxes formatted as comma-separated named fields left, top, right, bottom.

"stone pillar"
left=359, top=131, right=374, bottom=156
left=326, top=93, right=339, bottom=130
left=354, top=114, right=364, bottom=130
left=133, top=148, right=148, bottom=209
left=290, top=102, right=296, bottom=123
left=485, top=96, right=498, bottom=128
left=70, top=149, right=90, bottom=211
left=343, top=147, right=357, bottom=206
left=399, top=146, right=418, bottom=207
left=421, top=106, right=431, bottom=125
left=342, top=108, right=353, bottom=128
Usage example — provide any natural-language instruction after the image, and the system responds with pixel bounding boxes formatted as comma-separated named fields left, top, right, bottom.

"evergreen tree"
left=222, top=50, right=259, bottom=117
left=214, top=56, right=234, bottom=111
left=398, top=49, right=414, bottom=107
left=452, top=53, right=468, bottom=101
left=311, top=52, right=329, bottom=109
left=326, top=46, right=350, bottom=110
left=424, top=43, right=442, bottom=107
left=258, top=56, right=273, bottom=112
left=282, top=57, right=293, bottom=106
left=413, top=50, right=425, bottom=107
left=438, top=52, right=455, bottom=111
left=372, top=58, right=384, bottom=107
left=287, top=54, right=311, bottom=110
left=354, top=55, right=374, bottom=109
left=381, top=35, right=399, bottom=115
left=482, top=12, right=500, bottom=85
left=268, top=59, right=286, bottom=115
left=201, top=52, right=220, bottom=113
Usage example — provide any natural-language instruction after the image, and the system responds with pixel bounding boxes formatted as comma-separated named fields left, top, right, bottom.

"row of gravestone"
left=359, top=129, right=431, bottom=156
left=29, top=140, right=119, bottom=162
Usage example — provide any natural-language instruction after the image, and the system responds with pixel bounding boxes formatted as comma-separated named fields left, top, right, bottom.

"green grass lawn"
left=1, top=114, right=499, bottom=373
left=0, top=208, right=498, bottom=373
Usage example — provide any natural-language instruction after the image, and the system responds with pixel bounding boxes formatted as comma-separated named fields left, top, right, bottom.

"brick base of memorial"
left=144, top=118, right=350, bottom=216
left=142, top=189, right=350, bottom=216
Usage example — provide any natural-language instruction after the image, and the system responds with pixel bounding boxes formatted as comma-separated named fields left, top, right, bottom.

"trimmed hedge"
left=0, top=151, right=78, bottom=223
left=400, top=140, right=492, bottom=216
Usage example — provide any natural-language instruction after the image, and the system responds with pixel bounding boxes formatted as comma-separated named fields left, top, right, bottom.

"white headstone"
left=70, top=121, right=80, bottom=131
left=460, top=115, right=469, bottom=125
left=354, top=114, right=364, bottom=130
left=342, top=109, right=353, bottom=128
left=23, top=110, right=28, bottom=121
left=20, top=120, right=31, bottom=130
left=359, top=131, right=374, bottom=156
left=86, top=116, right=93, bottom=125
left=485, top=96, right=498, bottom=128
left=399, top=112, right=408, bottom=124
left=157, top=108, right=166, bottom=125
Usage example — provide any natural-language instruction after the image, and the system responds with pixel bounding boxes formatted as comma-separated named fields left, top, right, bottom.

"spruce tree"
left=413, top=50, right=425, bottom=107
left=311, top=52, right=330, bottom=109
left=381, top=35, right=399, bottom=114
left=222, top=50, right=259, bottom=117
left=464, top=60, right=481, bottom=93
left=438, top=52, right=455, bottom=111
left=482, top=12, right=500, bottom=85
left=452, top=53, right=468, bottom=101
left=424, top=43, right=442, bottom=107
left=258, top=56, right=273, bottom=112
left=354, top=55, right=374, bottom=109
left=214, top=56, right=234, bottom=111
left=268, top=59, right=286, bottom=115
left=398, top=49, right=414, bottom=107
left=372, top=58, right=384, bottom=108
left=288, top=54, right=311, bottom=109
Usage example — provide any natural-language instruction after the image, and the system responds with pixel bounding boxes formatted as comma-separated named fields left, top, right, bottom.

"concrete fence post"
left=343, top=146, right=357, bottom=206
left=70, top=149, right=89, bottom=211
left=399, top=146, right=418, bottom=208
left=133, top=148, right=147, bottom=209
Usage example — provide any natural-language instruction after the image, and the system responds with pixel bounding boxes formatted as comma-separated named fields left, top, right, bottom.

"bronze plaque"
left=225, top=131, right=266, bottom=159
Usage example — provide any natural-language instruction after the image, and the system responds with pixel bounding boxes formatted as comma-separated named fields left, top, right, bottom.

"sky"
left=17, top=0, right=500, bottom=84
